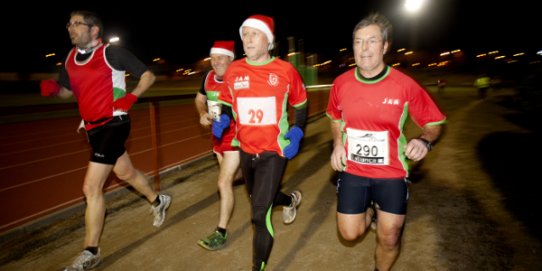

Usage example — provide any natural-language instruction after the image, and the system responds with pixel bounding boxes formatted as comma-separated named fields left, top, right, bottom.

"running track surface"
left=0, top=89, right=329, bottom=233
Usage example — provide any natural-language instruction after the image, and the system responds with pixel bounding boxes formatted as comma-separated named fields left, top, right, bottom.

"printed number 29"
left=248, top=109, right=264, bottom=123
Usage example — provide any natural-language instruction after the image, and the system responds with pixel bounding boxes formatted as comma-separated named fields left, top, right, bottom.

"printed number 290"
left=356, top=144, right=378, bottom=157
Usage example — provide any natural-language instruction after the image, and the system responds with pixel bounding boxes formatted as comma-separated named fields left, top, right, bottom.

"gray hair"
left=353, top=13, right=392, bottom=50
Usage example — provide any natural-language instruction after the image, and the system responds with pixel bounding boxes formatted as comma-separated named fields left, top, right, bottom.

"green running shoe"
left=197, top=230, right=227, bottom=251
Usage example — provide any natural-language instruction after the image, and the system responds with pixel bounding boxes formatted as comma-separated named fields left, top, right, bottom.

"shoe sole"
left=197, top=240, right=225, bottom=251
left=293, top=191, right=302, bottom=207
left=153, top=195, right=172, bottom=227
left=283, top=190, right=302, bottom=224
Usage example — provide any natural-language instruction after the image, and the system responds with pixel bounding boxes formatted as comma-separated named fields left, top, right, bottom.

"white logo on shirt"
left=382, top=98, right=400, bottom=105
left=267, top=73, right=278, bottom=86
left=234, top=75, right=250, bottom=90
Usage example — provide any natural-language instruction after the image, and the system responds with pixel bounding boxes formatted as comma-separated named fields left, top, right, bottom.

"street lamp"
left=109, top=36, right=120, bottom=44
left=404, top=0, right=426, bottom=14
left=404, top=0, right=426, bottom=49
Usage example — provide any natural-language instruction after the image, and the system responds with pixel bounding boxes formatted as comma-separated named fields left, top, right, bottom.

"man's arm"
left=293, top=104, right=307, bottom=129
left=58, top=86, right=73, bottom=99
left=405, top=124, right=444, bottom=162
left=330, top=120, right=346, bottom=171
left=130, top=70, right=155, bottom=97
left=111, top=70, right=154, bottom=112
left=195, top=92, right=212, bottom=127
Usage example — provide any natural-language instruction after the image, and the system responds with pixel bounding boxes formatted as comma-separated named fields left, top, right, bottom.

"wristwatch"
left=416, top=138, right=432, bottom=151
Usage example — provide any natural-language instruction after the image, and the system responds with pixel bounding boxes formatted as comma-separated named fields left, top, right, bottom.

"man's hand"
left=113, top=93, right=138, bottom=112
left=330, top=143, right=347, bottom=171
left=283, top=126, right=304, bottom=159
left=40, top=79, right=60, bottom=97
left=404, top=138, right=430, bottom=161
left=199, top=113, right=213, bottom=128
left=212, top=114, right=230, bottom=139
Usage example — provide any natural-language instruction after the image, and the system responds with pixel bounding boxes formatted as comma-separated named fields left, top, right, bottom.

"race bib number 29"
left=237, top=97, right=277, bottom=125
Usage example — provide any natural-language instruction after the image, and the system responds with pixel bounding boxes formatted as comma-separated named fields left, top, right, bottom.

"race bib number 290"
left=346, top=128, right=389, bottom=165
left=237, top=97, right=277, bottom=125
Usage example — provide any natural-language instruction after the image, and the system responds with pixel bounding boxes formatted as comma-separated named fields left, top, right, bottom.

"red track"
left=0, top=89, right=329, bottom=233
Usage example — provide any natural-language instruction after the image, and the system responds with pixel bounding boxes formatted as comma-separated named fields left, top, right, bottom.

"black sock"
left=273, top=192, right=291, bottom=206
left=153, top=195, right=161, bottom=207
left=216, top=227, right=227, bottom=236
left=84, top=246, right=99, bottom=255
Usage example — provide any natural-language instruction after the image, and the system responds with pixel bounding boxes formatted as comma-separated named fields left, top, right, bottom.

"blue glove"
left=212, top=114, right=230, bottom=139
left=283, top=126, right=304, bottom=159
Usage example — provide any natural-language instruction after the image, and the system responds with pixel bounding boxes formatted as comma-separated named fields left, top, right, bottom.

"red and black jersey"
left=201, top=70, right=236, bottom=150
left=61, top=43, right=148, bottom=130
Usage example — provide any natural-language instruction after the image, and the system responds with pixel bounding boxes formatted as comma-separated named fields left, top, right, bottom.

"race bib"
left=207, top=100, right=221, bottom=121
left=346, top=128, right=389, bottom=165
left=237, top=97, right=276, bottom=125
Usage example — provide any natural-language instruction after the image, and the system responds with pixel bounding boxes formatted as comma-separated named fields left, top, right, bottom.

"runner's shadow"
left=477, top=131, right=542, bottom=242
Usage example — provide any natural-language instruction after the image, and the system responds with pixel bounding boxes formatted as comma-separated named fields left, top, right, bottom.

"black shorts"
left=87, top=116, right=131, bottom=165
left=337, top=171, right=408, bottom=215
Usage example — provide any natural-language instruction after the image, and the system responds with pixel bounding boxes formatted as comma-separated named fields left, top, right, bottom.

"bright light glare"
left=109, top=37, right=120, bottom=43
left=404, top=0, right=426, bottom=13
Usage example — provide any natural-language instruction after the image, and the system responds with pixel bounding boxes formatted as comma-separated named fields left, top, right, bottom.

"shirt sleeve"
left=198, top=71, right=210, bottom=96
left=326, top=82, right=341, bottom=121
left=218, top=67, right=233, bottom=107
left=286, top=64, right=307, bottom=108
left=408, top=83, right=446, bottom=127
left=58, top=65, right=71, bottom=90
left=105, top=45, right=149, bottom=78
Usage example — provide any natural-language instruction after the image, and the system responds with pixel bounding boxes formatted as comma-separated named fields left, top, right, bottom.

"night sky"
left=2, top=0, right=539, bottom=73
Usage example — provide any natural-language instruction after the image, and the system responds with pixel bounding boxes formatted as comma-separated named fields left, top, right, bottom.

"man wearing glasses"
left=40, top=10, right=172, bottom=271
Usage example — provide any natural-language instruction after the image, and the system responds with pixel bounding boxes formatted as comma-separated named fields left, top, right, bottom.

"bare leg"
left=336, top=210, right=373, bottom=241
left=113, top=152, right=158, bottom=203
left=82, top=162, right=113, bottom=247
left=216, top=151, right=240, bottom=229
left=374, top=211, right=405, bottom=271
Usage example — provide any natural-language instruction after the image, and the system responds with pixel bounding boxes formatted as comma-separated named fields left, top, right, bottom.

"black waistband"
left=84, top=116, right=116, bottom=125
left=241, top=150, right=278, bottom=158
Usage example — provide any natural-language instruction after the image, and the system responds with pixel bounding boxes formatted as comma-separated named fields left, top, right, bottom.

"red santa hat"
left=210, top=40, right=235, bottom=58
left=239, top=14, right=275, bottom=50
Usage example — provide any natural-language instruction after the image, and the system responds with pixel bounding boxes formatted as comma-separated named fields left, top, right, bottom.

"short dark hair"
left=70, top=10, right=103, bottom=38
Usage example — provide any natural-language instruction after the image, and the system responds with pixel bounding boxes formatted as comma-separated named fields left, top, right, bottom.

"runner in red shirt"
left=326, top=13, right=446, bottom=271
left=40, top=10, right=171, bottom=271
left=194, top=41, right=241, bottom=251
left=215, top=15, right=306, bottom=271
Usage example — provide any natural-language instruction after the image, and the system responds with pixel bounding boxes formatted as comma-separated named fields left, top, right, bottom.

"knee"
left=251, top=206, right=269, bottom=228
left=115, top=167, right=137, bottom=182
left=82, top=182, right=101, bottom=198
left=377, top=229, right=402, bottom=249
left=338, top=224, right=364, bottom=241
left=217, top=175, right=233, bottom=191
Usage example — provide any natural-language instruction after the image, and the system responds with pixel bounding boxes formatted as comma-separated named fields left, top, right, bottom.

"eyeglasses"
left=354, top=38, right=382, bottom=47
left=66, top=21, right=91, bottom=29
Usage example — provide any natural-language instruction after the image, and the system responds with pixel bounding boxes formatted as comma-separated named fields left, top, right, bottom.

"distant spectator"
left=474, top=74, right=491, bottom=99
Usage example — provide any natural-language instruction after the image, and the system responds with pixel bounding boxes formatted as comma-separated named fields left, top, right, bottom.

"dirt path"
left=1, top=88, right=541, bottom=270
left=404, top=89, right=542, bottom=270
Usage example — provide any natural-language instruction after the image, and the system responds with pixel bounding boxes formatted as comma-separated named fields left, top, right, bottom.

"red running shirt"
left=220, top=57, right=307, bottom=155
left=65, top=44, right=128, bottom=130
left=326, top=66, right=446, bottom=178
